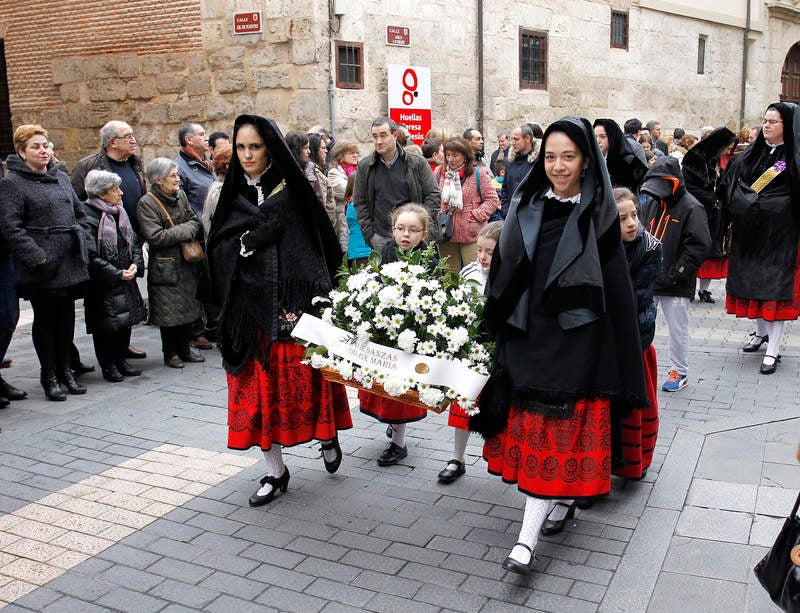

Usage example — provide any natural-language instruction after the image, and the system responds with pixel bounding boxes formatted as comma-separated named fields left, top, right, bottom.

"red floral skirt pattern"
left=447, top=403, right=470, bottom=430
left=698, top=258, right=728, bottom=279
left=726, top=247, right=800, bottom=321
left=483, top=397, right=611, bottom=498
left=614, top=345, right=659, bottom=479
left=227, top=341, right=352, bottom=451
left=358, top=391, right=427, bottom=424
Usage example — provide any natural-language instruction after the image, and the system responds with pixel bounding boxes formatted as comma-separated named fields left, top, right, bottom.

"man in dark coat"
left=499, top=123, right=538, bottom=217
left=640, top=157, right=711, bottom=392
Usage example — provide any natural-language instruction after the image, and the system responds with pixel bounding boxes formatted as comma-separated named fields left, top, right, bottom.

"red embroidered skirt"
left=727, top=245, right=800, bottom=321
left=483, top=397, right=611, bottom=499
left=227, top=341, right=352, bottom=451
left=447, top=403, right=470, bottom=430
left=358, top=391, right=427, bottom=424
left=613, top=345, right=659, bottom=480
left=697, top=258, right=728, bottom=279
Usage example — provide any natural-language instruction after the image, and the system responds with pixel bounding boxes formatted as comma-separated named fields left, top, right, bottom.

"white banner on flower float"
left=291, top=314, right=489, bottom=401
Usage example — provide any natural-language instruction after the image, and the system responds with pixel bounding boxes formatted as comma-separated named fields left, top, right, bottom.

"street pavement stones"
left=0, top=278, right=796, bottom=611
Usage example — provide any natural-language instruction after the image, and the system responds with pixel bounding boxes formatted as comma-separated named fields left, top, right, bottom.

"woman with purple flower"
left=724, top=102, right=800, bottom=374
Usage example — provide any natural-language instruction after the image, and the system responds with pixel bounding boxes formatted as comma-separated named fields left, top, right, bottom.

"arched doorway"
left=781, top=43, right=800, bottom=103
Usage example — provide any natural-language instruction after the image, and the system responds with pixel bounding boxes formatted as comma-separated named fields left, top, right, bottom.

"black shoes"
left=743, top=334, right=769, bottom=353
left=0, top=396, right=9, bottom=409
left=102, top=367, right=124, bottom=383
left=71, top=361, right=95, bottom=375
left=117, top=361, right=143, bottom=377
left=179, top=350, right=205, bottom=363
left=249, top=467, right=290, bottom=507
left=698, top=290, right=715, bottom=303
left=127, top=345, right=147, bottom=359
left=437, top=459, right=466, bottom=483
left=540, top=502, right=577, bottom=536
left=377, top=443, right=408, bottom=466
left=164, top=355, right=184, bottom=369
left=41, top=372, right=67, bottom=402
left=502, top=542, right=535, bottom=576
left=760, top=354, right=781, bottom=375
left=57, top=369, right=87, bottom=395
left=320, top=438, right=343, bottom=474
left=0, top=376, right=27, bottom=401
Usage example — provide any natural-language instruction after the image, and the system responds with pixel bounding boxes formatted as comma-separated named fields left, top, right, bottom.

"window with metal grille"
left=611, top=10, right=629, bottom=50
left=697, top=35, right=707, bottom=74
left=336, top=42, right=363, bottom=89
left=520, top=29, right=547, bottom=90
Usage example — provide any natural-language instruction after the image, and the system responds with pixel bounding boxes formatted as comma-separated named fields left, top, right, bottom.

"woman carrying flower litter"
left=470, top=117, right=648, bottom=577
left=359, top=203, right=440, bottom=467
left=206, top=115, right=352, bottom=508
left=722, top=103, right=800, bottom=375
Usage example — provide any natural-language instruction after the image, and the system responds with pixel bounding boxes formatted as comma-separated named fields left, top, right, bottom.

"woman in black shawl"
left=471, top=117, right=647, bottom=576
left=683, top=127, right=737, bottom=303
left=207, top=115, right=352, bottom=507
left=723, top=103, right=800, bottom=375
left=593, top=118, right=649, bottom=192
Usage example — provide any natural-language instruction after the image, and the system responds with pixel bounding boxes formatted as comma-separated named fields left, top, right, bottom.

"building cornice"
left=766, top=1, right=800, bottom=23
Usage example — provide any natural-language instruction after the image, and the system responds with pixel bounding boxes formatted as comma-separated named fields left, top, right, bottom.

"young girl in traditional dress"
left=207, top=115, right=352, bottom=508
left=614, top=187, right=662, bottom=481
left=359, top=203, right=439, bottom=466
left=437, top=220, right=503, bottom=483
left=471, top=118, right=648, bottom=576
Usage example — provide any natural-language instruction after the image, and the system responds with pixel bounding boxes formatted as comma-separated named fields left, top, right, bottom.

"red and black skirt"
left=358, top=391, right=427, bottom=424
left=697, top=258, right=728, bottom=280
left=613, top=345, right=659, bottom=480
left=727, top=244, right=800, bottom=321
left=227, top=341, right=352, bottom=451
left=483, top=397, right=611, bottom=499
left=447, top=403, right=470, bottom=430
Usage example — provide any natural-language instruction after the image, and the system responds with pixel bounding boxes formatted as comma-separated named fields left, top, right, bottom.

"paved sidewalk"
left=0, top=278, right=796, bottom=612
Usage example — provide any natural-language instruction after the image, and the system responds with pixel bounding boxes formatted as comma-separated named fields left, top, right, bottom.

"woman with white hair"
left=137, top=158, right=204, bottom=368
left=82, top=169, right=146, bottom=382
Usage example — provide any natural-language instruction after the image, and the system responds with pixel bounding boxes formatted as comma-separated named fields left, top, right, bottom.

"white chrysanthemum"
left=309, top=353, right=331, bottom=369
left=337, top=360, right=354, bottom=380
left=433, top=289, right=447, bottom=304
left=419, top=295, right=434, bottom=310
left=353, top=366, right=374, bottom=388
left=450, top=327, right=469, bottom=348
left=450, top=287, right=464, bottom=302
left=418, top=386, right=445, bottom=406
left=374, top=314, right=391, bottom=329
left=416, top=340, right=437, bottom=355
left=461, top=399, right=480, bottom=416
left=356, top=321, right=371, bottom=341
left=397, top=329, right=418, bottom=352
left=329, top=290, right=349, bottom=305
left=321, top=307, right=334, bottom=323
left=383, top=375, right=410, bottom=397
left=430, top=303, right=442, bottom=317
left=378, top=285, right=404, bottom=307
left=366, top=279, right=380, bottom=294
left=380, top=261, right=408, bottom=280
left=344, top=304, right=362, bottom=322
left=390, top=313, right=404, bottom=327
left=414, top=311, right=427, bottom=324
left=407, top=264, right=426, bottom=276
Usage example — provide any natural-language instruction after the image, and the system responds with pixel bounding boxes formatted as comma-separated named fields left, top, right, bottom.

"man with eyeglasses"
left=174, top=123, right=213, bottom=219
left=71, top=120, right=148, bottom=360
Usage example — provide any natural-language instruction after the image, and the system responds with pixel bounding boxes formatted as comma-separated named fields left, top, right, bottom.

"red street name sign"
left=234, top=12, right=262, bottom=35
left=387, top=26, right=410, bottom=47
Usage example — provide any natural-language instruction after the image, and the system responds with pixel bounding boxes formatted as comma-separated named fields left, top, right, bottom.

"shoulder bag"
left=148, top=192, right=204, bottom=263
left=754, top=489, right=800, bottom=612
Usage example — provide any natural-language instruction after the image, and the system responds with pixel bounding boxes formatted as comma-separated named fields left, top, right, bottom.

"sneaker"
left=662, top=370, right=687, bottom=392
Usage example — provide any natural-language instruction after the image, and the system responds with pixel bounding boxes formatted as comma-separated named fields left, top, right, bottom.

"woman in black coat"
left=0, top=124, right=89, bottom=401
left=82, top=170, right=146, bottom=382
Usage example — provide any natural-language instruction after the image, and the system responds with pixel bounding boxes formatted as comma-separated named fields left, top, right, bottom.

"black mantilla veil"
left=682, top=127, right=737, bottom=178
left=738, top=102, right=800, bottom=210
left=474, top=116, right=648, bottom=438
left=592, top=118, right=648, bottom=191
left=206, top=115, right=343, bottom=374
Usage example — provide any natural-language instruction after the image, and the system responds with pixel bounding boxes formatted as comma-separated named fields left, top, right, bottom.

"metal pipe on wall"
left=477, top=0, right=484, bottom=135
left=739, top=0, right=751, bottom=128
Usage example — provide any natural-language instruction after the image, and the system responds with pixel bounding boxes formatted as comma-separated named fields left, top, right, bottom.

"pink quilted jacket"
left=435, top=166, right=500, bottom=244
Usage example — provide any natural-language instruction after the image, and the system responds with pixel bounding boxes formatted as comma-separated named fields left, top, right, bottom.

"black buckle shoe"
left=320, top=438, right=342, bottom=474
left=502, top=542, right=535, bottom=576
left=57, top=369, right=87, bottom=395
left=540, top=502, right=577, bottom=536
left=743, top=333, right=768, bottom=353
left=248, top=467, right=290, bottom=507
left=377, top=443, right=408, bottom=466
left=0, top=376, right=27, bottom=401
left=698, top=290, right=716, bottom=303
left=40, top=373, right=66, bottom=401
left=760, top=354, right=781, bottom=375
left=437, top=459, right=466, bottom=483
left=102, top=367, right=124, bottom=383
left=117, top=361, right=143, bottom=377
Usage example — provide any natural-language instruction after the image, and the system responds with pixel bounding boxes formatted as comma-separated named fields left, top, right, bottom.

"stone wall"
left=0, top=0, right=794, bottom=168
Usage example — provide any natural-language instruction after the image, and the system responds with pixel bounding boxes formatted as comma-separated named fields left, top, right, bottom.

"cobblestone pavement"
left=0, top=278, right=796, bottom=612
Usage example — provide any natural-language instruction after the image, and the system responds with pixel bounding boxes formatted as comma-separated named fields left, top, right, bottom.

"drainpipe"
left=328, top=0, right=338, bottom=137
left=739, top=0, right=751, bottom=128
left=477, top=0, right=484, bottom=135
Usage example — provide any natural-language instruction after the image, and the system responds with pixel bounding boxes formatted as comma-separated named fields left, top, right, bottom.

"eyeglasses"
left=393, top=226, right=424, bottom=234
left=762, top=119, right=783, bottom=126
left=114, top=133, right=136, bottom=141
left=166, top=171, right=180, bottom=179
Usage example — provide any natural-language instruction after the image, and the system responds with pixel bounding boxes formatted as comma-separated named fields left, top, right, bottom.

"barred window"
left=520, top=29, right=547, bottom=90
left=336, top=42, right=363, bottom=89
left=611, top=10, right=629, bottom=50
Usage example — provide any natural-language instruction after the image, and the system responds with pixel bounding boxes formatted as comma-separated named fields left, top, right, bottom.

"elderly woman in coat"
left=0, top=124, right=89, bottom=401
left=82, top=170, right=147, bottom=382
left=137, top=158, right=204, bottom=368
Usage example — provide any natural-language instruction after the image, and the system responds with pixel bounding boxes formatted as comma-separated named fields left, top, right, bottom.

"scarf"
left=441, top=165, right=465, bottom=210
left=86, top=196, right=134, bottom=260
left=341, top=162, right=357, bottom=176
left=181, top=146, right=212, bottom=172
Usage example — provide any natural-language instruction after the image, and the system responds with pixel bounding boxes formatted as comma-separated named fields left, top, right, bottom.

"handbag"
left=147, top=192, right=204, bottom=263
left=754, top=490, right=800, bottom=612
left=437, top=210, right=454, bottom=242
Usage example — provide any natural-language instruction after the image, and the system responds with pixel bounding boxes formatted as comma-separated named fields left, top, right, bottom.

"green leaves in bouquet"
left=303, top=345, right=329, bottom=358
left=367, top=250, right=383, bottom=272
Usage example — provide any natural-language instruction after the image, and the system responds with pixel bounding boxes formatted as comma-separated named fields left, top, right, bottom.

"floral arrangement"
left=303, top=244, right=492, bottom=414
